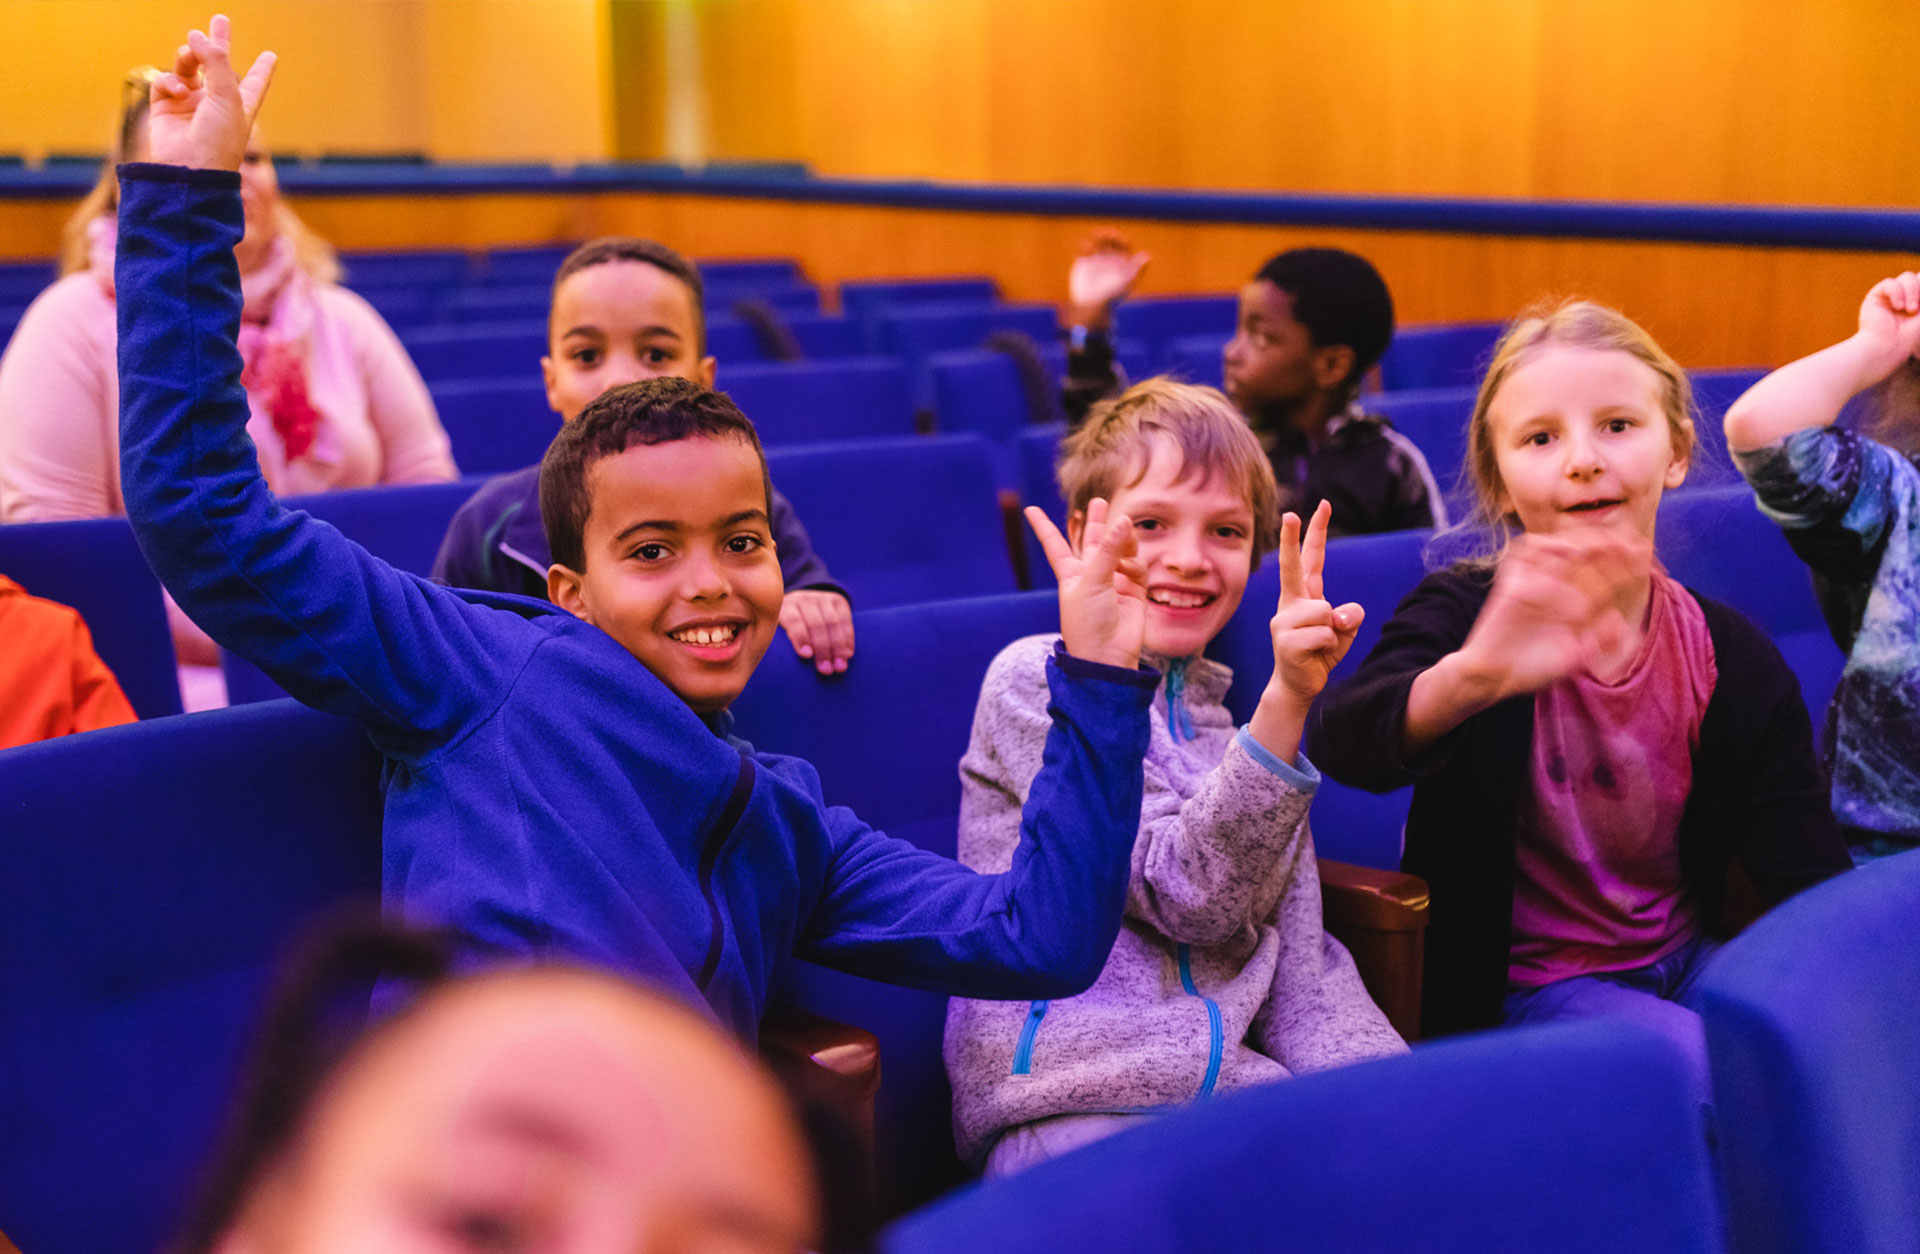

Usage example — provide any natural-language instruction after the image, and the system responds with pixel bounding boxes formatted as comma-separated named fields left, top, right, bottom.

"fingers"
left=1302, top=499, right=1332, bottom=601
left=822, top=598, right=855, bottom=671
left=238, top=49, right=278, bottom=116
left=1276, top=511, right=1304, bottom=605
left=1079, top=509, right=1137, bottom=586
left=1333, top=600, right=1365, bottom=639
left=1024, top=506, right=1075, bottom=576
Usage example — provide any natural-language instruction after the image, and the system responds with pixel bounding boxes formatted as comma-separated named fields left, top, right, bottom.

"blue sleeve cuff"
left=118, top=162, right=241, bottom=190
left=1235, top=727, right=1321, bottom=792
left=1049, top=638, right=1161, bottom=689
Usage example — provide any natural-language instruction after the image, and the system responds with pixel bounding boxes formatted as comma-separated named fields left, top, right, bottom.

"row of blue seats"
left=0, top=575, right=1907, bottom=1250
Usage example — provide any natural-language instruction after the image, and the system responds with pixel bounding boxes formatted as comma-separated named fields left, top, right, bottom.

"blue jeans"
left=1502, top=932, right=1723, bottom=1113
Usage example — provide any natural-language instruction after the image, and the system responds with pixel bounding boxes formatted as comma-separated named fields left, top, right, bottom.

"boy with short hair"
left=120, top=18, right=1161, bottom=1041
left=431, top=236, right=856, bottom=675
left=1063, top=235, right=1446, bottom=537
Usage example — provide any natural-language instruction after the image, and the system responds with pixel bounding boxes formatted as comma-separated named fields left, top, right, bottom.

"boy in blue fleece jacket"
left=116, top=18, right=1159, bottom=1041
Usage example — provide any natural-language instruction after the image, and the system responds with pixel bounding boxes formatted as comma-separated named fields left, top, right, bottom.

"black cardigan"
left=1306, top=565, right=1854, bottom=1037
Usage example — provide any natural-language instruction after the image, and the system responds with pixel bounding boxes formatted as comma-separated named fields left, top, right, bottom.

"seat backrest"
left=1208, top=530, right=1434, bottom=869
left=1113, top=294, right=1237, bottom=367
left=840, top=277, right=1001, bottom=332
left=883, top=1020, right=1723, bottom=1254
left=766, top=435, right=1019, bottom=606
left=876, top=303, right=1060, bottom=369
left=720, top=357, right=916, bottom=444
left=428, top=376, right=559, bottom=474
left=780, top=312, right=868, bottom=359
left=930, top=349, right=1040, bottom=450
left=436, top=283, right=551, bottom=324
left=1699, top=848, right=1920, bottom=1254
left=699, top=258, right=805, bottom=288
left=401, top=318, right=549, bottom=383
left=731, top=590, right=1060, bottom=1215
left=0, top=515, right=182, bottom=719
left=473, top=243, right=574, bottom=286
left=1164, top=332, right=1228, bottom=389
left=281, top=479, right=488, bottom=580
left=1368, top=385, right=1478, bottom=508
left=1378, top=321, right=1505, bottom=392
left=337, top=248, right=469, bottom=291
left=708, top=281, right=822, bottom=317
left=0, top=701, right=384, bottom=1254
left=1655, top=484, right=1844, bottom=717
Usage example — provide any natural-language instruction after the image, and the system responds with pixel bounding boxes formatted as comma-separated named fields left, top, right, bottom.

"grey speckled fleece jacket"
left=944, top=635, right=1407, bottom=1165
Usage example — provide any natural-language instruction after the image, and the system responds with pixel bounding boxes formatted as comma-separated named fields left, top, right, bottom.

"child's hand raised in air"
left=1029, top=500, right=1147, bottom=671
left=1066, top=230, right=1151, bottom=332
left=1247, top=501, right=1363, bottom=763
left=1853, top=272, right=1920, bottom=378
left=145, top=14, right=276, bottom=173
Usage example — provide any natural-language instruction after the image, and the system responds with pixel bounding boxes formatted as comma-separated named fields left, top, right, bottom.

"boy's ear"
left=547, top=563, right=590, bottom=620
left=1066, top=510, right=1087, bottom=555
left=694, top=356, right=718, bottom=389
left=1312, top=344, right=1357, bottom=393
left=541, top=355, right=562, bottom=415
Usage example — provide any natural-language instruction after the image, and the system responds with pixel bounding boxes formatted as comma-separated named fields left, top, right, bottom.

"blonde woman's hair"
left=1057, top=375, right=1282, bottom=565
left=59, top=66, right=339, bottom=284
left=1453, top=299, right=1694, bottom=557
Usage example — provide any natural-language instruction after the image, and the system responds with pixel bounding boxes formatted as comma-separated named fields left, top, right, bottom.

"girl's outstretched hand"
left=1029, top=500, right=1147, bottom=671
left=146, top=14, right=276, bottom=172
left=1458, top=529, right=1649, bottom=699
left=1266, top=500, right=1364, bottom=709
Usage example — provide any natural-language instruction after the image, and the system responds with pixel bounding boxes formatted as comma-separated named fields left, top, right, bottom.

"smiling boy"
left=117, top=17, right=1162, bottom=1040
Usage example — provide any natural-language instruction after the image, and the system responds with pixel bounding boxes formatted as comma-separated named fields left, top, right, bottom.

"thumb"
left=1080, top=512, right=1136, bottom=585
left=1332, top=601, right=1365, bottom=640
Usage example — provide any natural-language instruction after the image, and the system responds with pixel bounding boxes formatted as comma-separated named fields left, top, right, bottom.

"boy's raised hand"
left=1029, top=500, right=1146, bottom=671
left=1265, top=501, right=1365, bottom=709
left=146, top=14, right=276, bottom=172
left=1066, top=230, right=1151, bottom=332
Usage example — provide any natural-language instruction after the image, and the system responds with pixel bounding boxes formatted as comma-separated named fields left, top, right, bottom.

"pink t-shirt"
left=1508, top=570, right=1718, bottom=988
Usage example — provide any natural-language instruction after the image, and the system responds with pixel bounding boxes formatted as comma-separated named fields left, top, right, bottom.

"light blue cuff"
left=1234, top=727, right=1321, bottom=792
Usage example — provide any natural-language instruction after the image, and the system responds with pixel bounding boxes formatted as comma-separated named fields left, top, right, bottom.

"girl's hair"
left=60, top=66, right=340, bottom=283
left=1057, top=375, right=1282, bottom=563
left=1448, top=298, right=1695, bottom=560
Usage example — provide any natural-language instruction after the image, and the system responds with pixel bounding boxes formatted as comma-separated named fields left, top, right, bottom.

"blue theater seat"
left=700, top=258, right=806, bottom=287
left=1378, top=322, right=1505, bottom=392
left=765, top=435, right=1018, bottom=606
left=707, top=314, right=772, bottom=362
left=780, top=312, right=868, bottom=359
left=1700, top=848, right=1920, bottom=1254
left=1209, top=530, right=1434, bottom=870
left=877, top=304, right=1063, bottom=384
left=1163, top=332, right=1228, bottom=389
left=436, top=284, right=551, bottom=323
left=1113, top=293, right=1237, bottom=367
left=0, top=702, right=383, bottom=1254
left=1682, top=368, right=1768, bottom=491
left=473, top=243, right=573, bottom=286
left=719, top=358, right=916, bottom=444
left=840, top=277, right=1001, bottom=331
left=1655, top=485, right=1845, bottom=722
left=707, top=280, right=822, bottom=317
left=0, top=259, right=56, bottom=304
left=347, top=282, right=440, bottom=330
left=883, top=1020, right=1723, bottom=1254
left=336, top=248, right=469, bottom=291
left=429, top=376, right=557, bottom=474
left=732, top=590, right=1061, bottom=1213
left=402, top=319, right=549, bottom=383
left=1369, top=385, right=1478, bottom=507
left=0, top=515, right=182, bottom=719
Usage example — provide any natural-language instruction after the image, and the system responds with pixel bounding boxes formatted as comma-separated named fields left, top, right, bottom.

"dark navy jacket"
left=432, top=464, right=841, bottom=601
left=114, top=165, right=1158, bottom=1040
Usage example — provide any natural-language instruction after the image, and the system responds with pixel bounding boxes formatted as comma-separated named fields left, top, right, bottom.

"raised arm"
left=1725, top=273, right=1920, bottom=453
left=119, top=18, right=520, bottom=753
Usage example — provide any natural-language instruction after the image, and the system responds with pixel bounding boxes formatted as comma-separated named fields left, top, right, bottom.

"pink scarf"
left=90, top=215, right=326, bottom=461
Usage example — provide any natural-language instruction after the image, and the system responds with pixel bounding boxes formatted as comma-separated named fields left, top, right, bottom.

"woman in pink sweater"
left=0, top=69, right=456, bottom=700
left=0, top=69, right=455, bottom=520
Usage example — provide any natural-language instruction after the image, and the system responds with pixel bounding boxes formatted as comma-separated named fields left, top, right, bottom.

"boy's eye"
left=570, top=348, right=602, bottom=367
left=1214, top=525, right=1247, bottom=540
left=1132, top=517, right=1162, bottom=532
left=1605, top=417, right=1633, bottom=433
left=631, top=542, right=669, bottom=562
left=644, top=347, right=675, bottom=365
left=725, top=533, right=764, bottom=555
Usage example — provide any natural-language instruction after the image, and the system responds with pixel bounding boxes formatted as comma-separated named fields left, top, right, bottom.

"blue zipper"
left=1165, top=657, right=1195, bottom=743
left=1010, top=1000, right=1050, bottom=1075
left=1177, top=944, right=1224, bottom=1098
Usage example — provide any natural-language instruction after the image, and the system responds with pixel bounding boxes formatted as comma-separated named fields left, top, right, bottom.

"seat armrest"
left=1320, top=858, right=1430, bottom=1041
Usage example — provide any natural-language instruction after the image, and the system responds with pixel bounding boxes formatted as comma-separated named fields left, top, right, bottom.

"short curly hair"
left=539, top=377, right=770, bottom=573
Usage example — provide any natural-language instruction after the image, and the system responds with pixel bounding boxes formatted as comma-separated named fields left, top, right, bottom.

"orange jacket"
left=0, top=574, right=137, bottom=749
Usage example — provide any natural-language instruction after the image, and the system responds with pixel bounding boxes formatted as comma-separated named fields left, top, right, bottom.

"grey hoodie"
left=944, top=634, right=1406, bottom=1165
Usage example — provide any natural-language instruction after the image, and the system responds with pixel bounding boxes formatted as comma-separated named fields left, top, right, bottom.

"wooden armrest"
left=1320, top=858, right=1430, bottom=1042
left=760, top=1004, right=883, bottom=1101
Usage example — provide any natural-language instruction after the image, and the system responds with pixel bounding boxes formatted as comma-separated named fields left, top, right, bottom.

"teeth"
left=672, top=625, right=739, bottom=646
left=1149, top=589, right=1211, bottom=608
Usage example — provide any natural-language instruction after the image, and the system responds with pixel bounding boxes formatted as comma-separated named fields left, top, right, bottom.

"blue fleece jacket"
left=113, top=164, right=1158, bottom=1040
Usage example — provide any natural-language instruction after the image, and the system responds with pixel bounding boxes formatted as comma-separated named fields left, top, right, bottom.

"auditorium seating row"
left=0, top=578, right=1910, bottom=1251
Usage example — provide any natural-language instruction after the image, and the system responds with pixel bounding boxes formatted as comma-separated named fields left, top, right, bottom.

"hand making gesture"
left=1066, top=229, right=1151, bottom=333
left=145, top=14, right=277, bottom=173
left=1247, top=500, right=1363, bottom=762
left=1027, top=500, right=1147, bottom=671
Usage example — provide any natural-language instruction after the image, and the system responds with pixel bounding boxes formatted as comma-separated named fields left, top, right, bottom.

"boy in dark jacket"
left=430, top=239, right=856, bottom=676
left=119, top=19, right=1160, bottom=1042
left=1064, top=235, right=1445, bottom=537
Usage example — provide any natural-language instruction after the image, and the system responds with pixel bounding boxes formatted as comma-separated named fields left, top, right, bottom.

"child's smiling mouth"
left=667, top=621, right=748, bottom=656
left=1147, top=586, right=1216, bottom=610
